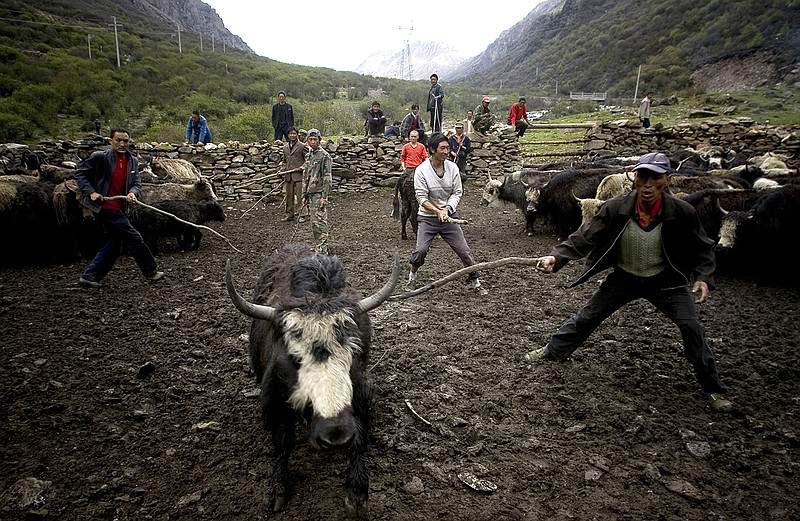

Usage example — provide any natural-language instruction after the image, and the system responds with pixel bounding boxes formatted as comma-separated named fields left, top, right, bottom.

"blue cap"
left=635, top=152, right=670, bottom=174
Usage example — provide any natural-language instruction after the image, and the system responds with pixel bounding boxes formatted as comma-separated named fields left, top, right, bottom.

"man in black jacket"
left=75, top=128, right=163, bottom=287
left=271, top=90, right=295, bottom=141
left=529, top=152, right=731, bottom=412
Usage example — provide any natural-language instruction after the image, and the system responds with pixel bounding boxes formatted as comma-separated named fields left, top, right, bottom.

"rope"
left=238, top=167, right=306, bottom=218
left=389, top=256, right=546, bottom=300
left=104, top=195, right=243, bottom=253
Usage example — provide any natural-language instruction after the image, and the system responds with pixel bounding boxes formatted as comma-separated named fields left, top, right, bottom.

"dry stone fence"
left=3, top=119, right=798, bottom=201
left=0, top=128, right=521, bottom=202
left=584, top=117, right=800, bottom=158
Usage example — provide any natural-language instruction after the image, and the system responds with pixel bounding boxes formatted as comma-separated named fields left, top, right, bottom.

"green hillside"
left=0, top=0, right=797, bottom=144
left=0, top=0, right=493, bottom=143
left=465, top=0, right=800, bottom=97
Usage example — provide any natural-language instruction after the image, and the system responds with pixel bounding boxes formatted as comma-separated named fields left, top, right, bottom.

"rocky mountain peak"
left=135, top=0, right=252, bottom=53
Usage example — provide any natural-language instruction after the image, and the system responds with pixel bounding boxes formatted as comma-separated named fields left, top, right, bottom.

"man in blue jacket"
left=76, top=128, right=164, bottom=287
left=186, top=110, right=212, bottom=144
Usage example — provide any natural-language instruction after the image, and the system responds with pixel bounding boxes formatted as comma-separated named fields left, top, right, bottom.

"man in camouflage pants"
left=301, top=128, right=332, bottom=254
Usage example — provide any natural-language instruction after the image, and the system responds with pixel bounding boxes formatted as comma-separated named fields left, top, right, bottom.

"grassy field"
left=518, top=87, right=800, bottom=161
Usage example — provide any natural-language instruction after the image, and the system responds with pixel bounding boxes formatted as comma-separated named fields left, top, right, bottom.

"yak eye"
left=310, top=341, right=330, bottom=362
left=288, top=353, right=302, bottom=367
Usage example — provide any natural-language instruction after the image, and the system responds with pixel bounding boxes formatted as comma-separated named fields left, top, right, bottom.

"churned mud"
left=2, top=184, right=798, bottom=520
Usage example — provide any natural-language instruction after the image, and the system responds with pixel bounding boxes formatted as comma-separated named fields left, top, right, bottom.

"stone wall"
left=0, top=127, right=522, bottom=202
left=584, top=117, right=800, bottom=158
left=6, top=119, right=797, bottom=201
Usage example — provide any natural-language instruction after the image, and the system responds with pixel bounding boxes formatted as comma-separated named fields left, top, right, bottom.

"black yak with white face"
left=226, top=244, right=400, bottom=519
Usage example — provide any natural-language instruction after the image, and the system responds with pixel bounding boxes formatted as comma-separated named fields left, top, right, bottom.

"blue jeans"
left=545, top=270, right=726, bottom=394
left=82, top=209, right=158, bottom=281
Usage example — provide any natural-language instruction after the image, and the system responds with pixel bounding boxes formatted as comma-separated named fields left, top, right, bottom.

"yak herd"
left=2, top=144, right=799, bottom=285
left=0, top=154, right=224, bottom=265
left=479, top=147, right=800, bottom=286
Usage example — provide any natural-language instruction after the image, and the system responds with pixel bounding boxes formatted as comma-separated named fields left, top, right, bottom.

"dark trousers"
left=409, top=216, right=479, bottom=281
left=429, top=109, right=442, bottom=133
left=82, top=209, right=158, bottom=281
left=274, top=124, right=289, bottom=142
left=545, top=270, right=726, bottom=394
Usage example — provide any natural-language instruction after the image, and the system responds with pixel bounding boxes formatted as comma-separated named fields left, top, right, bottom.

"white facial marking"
left=718, top=219, right=737, bottom=248
left=282, top=310, right=361, bottom=418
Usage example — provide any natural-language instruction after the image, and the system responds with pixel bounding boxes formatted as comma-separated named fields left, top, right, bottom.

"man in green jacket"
left=301, top=128, right=333, bottom=254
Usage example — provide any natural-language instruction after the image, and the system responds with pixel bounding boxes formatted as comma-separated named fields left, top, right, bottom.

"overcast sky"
left=201, top=1, right=544, bottom=72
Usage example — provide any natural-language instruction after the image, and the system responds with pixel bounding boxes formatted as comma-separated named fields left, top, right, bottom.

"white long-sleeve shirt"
left=413, top=158, right=463, bottom=218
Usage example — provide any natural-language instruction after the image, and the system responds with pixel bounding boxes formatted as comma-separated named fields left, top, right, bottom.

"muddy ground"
left=1, top=184, right=798, bottom=521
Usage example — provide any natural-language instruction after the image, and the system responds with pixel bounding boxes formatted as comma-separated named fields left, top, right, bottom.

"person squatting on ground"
left=272, top=90, right=295, bottom=141
left=400, top=103, right=427, bottom=145
left=281, top=126, right=307, bottom=222
left=448, top=122, right=472, bottom=182
left=385, top=120, right=402, bottom=138
left=301, top=128, right=332, bottom=254
left=76, top=128, right=164, bottom=287
left=639, top=91, right=653, bottom=129
left=427, top=73, right=444, bottom=133
left=185, top=110, right=212, bottom=145
left=406, top=132, right=486, bottom=295
left=508, top=96, right=531, bottom=137
left=527, top=152, right=732, bottom=413
left=365, top=101, right=388, bottom=136
left=473, top=96, right=496, bottom=133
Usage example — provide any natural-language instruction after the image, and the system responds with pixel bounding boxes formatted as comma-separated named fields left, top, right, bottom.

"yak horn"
left=715, top=199, right=728, bottom=215
left=357, top=253, right=402, bottom=313
left=226, top=259, right=277, bottom=321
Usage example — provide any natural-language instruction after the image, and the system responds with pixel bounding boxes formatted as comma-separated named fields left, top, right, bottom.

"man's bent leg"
left=546, top=273, right=634, bottom=361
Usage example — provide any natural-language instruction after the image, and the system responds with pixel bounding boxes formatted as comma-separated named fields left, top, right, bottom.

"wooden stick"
left=238, top=182, right=286, bottom=219
left=390, top=256, right=545, bottom=300
left=238, top=166, right=304, bottom=189
left=404, top=399, right=434, bottom=428
left=105, top=195, right=243, bottom=253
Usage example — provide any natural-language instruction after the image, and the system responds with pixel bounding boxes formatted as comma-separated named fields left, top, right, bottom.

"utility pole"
left=633, top=64, right=642, bottom=104
left=176, top=24, right=182, bottom=53
left=211, top=34, right=215, bottom=52
left=87, top=34, right=94, bottom=59
left=199, top=33, right=203, bottom=52
left=399, top=23, right=413, bottom=80
left=108, top=17, right=122, bottom=68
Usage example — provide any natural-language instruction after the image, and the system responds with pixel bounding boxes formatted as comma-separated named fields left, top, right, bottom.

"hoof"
left=271, top=484, right=289, bottom=513
left=344, top=495, right=369, bottom=520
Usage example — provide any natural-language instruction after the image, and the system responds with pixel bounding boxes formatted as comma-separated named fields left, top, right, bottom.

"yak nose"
left=316, top=425, right=354, bottom=449
left=311, top=415, right=358, bottom=450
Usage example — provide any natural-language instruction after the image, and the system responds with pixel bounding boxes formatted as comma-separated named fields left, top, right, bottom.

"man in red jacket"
left=508, top=96, right=531, bottom=137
